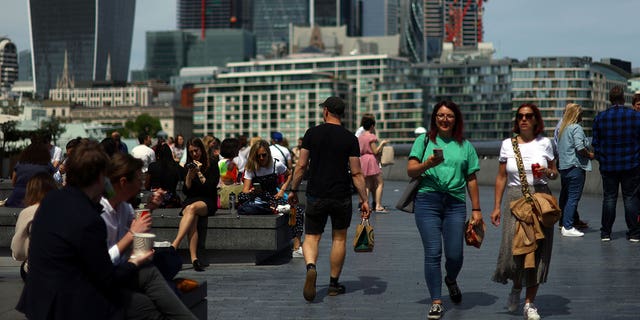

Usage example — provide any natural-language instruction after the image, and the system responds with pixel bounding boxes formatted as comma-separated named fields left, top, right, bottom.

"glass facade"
left=361, top=0, right=398, bottom=36
left=252, top=0, right=308, bottom=56
left=178, top=0, right=246, bottom=29
left=29, top=0, right=135, bottom=96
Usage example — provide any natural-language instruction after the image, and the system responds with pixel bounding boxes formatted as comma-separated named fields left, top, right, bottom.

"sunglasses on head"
left=517, top=113, right=535, bottom=120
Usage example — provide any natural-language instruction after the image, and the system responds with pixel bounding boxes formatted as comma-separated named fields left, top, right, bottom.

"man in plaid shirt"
left=592, top=86, right=640, bottom=242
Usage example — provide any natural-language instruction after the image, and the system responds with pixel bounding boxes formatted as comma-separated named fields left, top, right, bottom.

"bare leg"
left=329, top=229, right=347, bottom=278
left=172, top=201, right=208, bottom=262
left=374, top=173, right=384, bottom=211
left=172, top=207, right=196, bottom=249
left=364, top=176, right=376, bottom=208
left=303, top=234, right=321, bottom=265
left=293, top=236, right=301, bottom=250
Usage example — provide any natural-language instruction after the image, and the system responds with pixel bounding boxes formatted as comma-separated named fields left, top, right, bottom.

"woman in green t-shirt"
left=407, top=100, right=483, bottom=320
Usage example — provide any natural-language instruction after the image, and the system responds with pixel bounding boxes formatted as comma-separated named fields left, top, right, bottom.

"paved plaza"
left=1, top=180, right=639, bottom=319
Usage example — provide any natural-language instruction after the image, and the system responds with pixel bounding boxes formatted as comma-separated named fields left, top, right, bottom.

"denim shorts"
left=304, top=196, right=353, bottom=234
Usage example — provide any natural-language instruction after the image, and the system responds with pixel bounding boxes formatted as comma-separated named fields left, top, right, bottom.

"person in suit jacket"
left=16, top=140, right=153, bottom=320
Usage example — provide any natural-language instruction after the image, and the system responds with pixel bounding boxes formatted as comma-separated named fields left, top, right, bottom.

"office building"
left=253, top=0, right=309, bottom=57
left=313, top=0, right=360, bottom=36
left=131, top=29, right=254, bottom=82
left=361, top=0, right=398, bottom=36
left=178, top=0, right=247, bottom=30
left=512, top=56, right=631, bottom=137
left=193, top=54, right=422, bottom=143
left=399, top=0, right=424, bottom=62
left=29, top=0, right=135, bottom=96
left=18, top=50, right=32, bottom=82
left=0, top=37, right=18, bottom=93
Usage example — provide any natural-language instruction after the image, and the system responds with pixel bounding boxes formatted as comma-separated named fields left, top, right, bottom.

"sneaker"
left=561, top=227, right=584, bottom=237
left=328, top=283, right=346, bottom=296
left=523, top=303, right=541, bottom=320
left=303, top=267, right=317, bottom=302
left=601, top=235, right=611, bottom=242
left=292, top=247, right=304, bottom=258
left=507, top=288, right=522, bottom=312
left=444, top=276, right=462, bottom=304
left=629, top=238, right=640, bottom=243
left=428, top=303, right=444, bottom=320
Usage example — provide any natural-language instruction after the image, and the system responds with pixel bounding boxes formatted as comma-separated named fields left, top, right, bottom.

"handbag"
left=218, top=183, right=244, bottom=209
left=509, top=137, right=561, bottom=227
left=464, top=219, right=486, bottom=248
left=380, top=146, right=395, bottom=166
left=395, top=136, right=429, bottom=213
left=238, top=197, right=273, bottom=215
left=353, top=218, right=374, bottom=252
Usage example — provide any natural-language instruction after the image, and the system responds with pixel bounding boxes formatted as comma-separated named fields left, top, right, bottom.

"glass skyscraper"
left=29, top=0, right=135, bottom=96
left=178, top=0, right=246, bottom=29
left=253, top=0, right=308, bottom=57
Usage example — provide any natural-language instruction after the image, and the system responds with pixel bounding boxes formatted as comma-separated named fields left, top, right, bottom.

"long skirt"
left=492, top=185, right=554, bottom=287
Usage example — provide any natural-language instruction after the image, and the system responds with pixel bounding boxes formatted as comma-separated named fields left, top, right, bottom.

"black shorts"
left=304, top=196, right=353, bottom=234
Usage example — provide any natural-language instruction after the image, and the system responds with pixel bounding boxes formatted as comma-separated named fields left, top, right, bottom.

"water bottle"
left=229, top=192, right=237, bottom=218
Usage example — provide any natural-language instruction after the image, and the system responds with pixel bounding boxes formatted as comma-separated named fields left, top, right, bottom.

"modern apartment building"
left=192, top=54, right=422, bottom=143
left=512, top=56, right=631, bottom=137
left=0, top=37, right=18, bottom=93
left=29, top=0, right=135, bottom=96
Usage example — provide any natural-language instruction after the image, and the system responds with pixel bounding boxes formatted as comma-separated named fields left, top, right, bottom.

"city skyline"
left=1, top=0, right=639, bottom=74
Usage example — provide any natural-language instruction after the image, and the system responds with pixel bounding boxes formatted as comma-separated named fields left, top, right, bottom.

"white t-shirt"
left=100, top=197, right=135, bottom=265
left=355, top=126, right=365, bottom=137
left=50, top=146, right=63, bottom=165
left=269, top=144, right=291, bottom=167
left=243, top=160, right=287, bottom=180
left=499, top=136, right=555, bottom=187
left=131, top=144, right=156, bottom=172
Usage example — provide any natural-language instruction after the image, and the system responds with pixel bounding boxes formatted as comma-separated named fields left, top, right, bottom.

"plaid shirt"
left=592, top=105, right=640, bottom=172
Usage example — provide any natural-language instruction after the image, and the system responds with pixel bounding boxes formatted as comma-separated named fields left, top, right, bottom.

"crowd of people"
left=5, top=89, right=640, bottom=319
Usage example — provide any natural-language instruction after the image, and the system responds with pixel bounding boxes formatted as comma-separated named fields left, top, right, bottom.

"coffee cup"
left=135, top=208, right=150, bottom=219
left=133, top=233, right=156, bottom=256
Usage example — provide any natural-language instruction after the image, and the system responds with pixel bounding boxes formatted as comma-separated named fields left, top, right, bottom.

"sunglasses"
left=517, top=113, right=535, bottom=120
left=257, top=153, right=268, bottom=159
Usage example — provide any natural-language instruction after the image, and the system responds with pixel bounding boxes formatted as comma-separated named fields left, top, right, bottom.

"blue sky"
left=1, top=0, right=639, bottom=72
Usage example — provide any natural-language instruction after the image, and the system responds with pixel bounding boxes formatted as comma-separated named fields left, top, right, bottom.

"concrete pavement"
left=1, top=180, right=639, bottom=319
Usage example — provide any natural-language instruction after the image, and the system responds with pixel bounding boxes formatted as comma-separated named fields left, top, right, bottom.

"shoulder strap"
left=273, top=145, right=289, bottom=168
left=420, top=135, right=430, bottom=162
left=511, top=136, right=533, bottom=200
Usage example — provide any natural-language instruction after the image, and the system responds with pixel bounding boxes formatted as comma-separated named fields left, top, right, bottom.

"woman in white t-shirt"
left=490, top=103, right=559, bottom=320
left=241, top=140, right=304, bottom=257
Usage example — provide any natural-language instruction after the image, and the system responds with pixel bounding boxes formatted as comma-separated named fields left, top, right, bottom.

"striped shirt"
left=592, top=105, right=640, bottom=172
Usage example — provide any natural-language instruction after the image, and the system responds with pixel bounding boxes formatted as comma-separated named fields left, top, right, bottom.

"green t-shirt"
left=408, top=134, right=480, bottom=202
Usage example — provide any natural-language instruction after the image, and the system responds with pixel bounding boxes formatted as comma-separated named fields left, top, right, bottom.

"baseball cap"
left=271, top=131, right=283, bottom=142
left=319, top=96, right=345, bottom=116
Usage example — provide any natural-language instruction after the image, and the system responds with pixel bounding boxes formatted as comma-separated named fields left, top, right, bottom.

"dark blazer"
left=16, top=187, right=137, bottom=320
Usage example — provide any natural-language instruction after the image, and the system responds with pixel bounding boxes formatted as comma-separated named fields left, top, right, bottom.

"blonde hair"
left=245, top=140, right=272, bottom=172
left=558, top=103, right=582, bottom=138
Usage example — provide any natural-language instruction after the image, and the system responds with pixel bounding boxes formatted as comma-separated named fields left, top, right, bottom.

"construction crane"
left=444, top=0, right=487, bottom=47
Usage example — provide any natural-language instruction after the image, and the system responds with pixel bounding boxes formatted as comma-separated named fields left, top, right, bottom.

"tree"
left=124, top=114, right=162, bottom=138
left=0, top=120, right=21, bottom=154
left=40, top=117, right=67, bottom=145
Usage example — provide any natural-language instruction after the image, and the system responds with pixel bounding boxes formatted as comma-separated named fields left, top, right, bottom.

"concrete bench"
left=0, top=206, right=292, bottom=265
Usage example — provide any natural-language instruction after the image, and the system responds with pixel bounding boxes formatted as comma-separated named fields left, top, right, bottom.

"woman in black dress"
left=171, top=138, right=219, bottom=271
left=146, top=144, right=186, bottom=208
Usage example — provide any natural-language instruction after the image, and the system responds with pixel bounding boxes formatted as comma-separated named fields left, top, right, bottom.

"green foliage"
left=40, top=117, right=67, bottom=145
left=123, top=114, right=161, bottom=138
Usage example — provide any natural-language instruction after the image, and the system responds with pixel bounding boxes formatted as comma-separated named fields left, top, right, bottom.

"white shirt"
left=244, top=160, right=287, bottom=180
left=499, top=137, right=555, bottom=187
left=131, top=144, right=156, bottom=172
left=100, top=197, right=135, bottom=265
left=269, top=144, right=291, bottom=167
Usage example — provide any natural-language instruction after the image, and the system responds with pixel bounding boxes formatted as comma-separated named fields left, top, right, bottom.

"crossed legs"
left=172, top=201, right=208, bottom=262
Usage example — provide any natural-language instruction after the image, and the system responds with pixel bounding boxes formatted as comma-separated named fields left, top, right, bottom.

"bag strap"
left=511, top=136, right=533, bottom=201
left=272, top=145, right=289, bottom=168
left=420, top=134, right=430, bottom=162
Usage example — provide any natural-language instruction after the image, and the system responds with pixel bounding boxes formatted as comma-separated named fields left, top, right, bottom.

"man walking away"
left=288, top=96, right=370, bottom=302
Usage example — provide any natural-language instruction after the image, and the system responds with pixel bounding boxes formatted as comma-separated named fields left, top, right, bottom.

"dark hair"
left=632, top=93, right=640, bottom=106
left=428, top=100, right=465, bottom=144
left=24, top=172, right=58, bottom=206
left=186, top=137, right=209, bottom=171
left=512, top=103, right=545, bottom=136
left=175, top=134, right=185, bottom=148
left=362, top=117, right=376, bottom=130
left=107, top=153, right=143, bottom=185
left=155, top=143, right=177, bottom=169
left=66, top=137, right=82, bottom=150
left=220, top=138, right=239, bottom=159
left=138, top=133, right=150, bottom=144
left=18, top=143, right=51, bottom=165
left=359, top=113, right=374, bottom=127
left=100, top=138, right=116, bottom=157
left=65, top=140, right=110, bottom=188
left=609, top=86, right=626, bottom=105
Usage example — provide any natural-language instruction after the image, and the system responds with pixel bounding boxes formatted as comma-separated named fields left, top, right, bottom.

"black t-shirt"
left=148, top=162, right=186, bottom=194
left=302, top=123, right=360, bottom=198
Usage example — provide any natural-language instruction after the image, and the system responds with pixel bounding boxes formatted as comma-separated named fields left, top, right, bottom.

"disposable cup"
left=135, top=208, right=151, bottom=219
left=133, top=233, right=156, bottom=256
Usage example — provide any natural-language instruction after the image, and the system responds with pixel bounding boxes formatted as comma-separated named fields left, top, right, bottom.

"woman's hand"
left=275, top=190, right=285, bottom=200
left=471, top=210, right=483, bottom=224
left=490, top=208, right=501, bottom=226
left=425, top=154, right=444, bottom=168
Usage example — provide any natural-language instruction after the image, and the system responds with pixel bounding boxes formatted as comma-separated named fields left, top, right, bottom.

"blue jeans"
left=414, top=192, right=466, bottom=301
left=559, top=167, right=586, bottom=229
left=600, top=167, right=640, bottom=239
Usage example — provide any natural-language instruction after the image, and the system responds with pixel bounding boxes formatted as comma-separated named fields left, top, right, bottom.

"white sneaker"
left=561, top=227, right=584, bottom=237
left=292, top=247, right=304, bottom=258
left=523, top=303, right=541, bottom=320
left=507, top=288, right=521, bottom=312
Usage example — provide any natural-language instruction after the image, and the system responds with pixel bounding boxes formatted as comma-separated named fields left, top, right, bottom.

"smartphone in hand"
left=433, top=148, right=444, bottom=159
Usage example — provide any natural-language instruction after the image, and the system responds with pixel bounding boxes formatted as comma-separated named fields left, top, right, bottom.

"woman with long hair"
left=241, top=140, right=304, bottom=257
left=171, top=134, right=186, bottom=163
left=147, top=143, right=186, bottom=208
left=557, top=103, right=593, bottom=237
left=407, top=101, right=482, bottom=320
left=171, top=137, right=220, bottom=271
left=11, top=172, right=58, bottom=281
left=491, top=103, right=559, bottom=320
left=6, top=143, right=55, bottom=207
left=358, top=116, right=388, bottom=212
